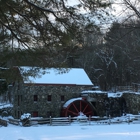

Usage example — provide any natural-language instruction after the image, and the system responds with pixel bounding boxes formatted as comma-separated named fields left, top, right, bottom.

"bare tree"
left=123, top=0, right=140, bottom=19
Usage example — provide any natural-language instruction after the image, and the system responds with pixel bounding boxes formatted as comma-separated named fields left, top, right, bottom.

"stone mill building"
left=12, top=67, right=94, bottom=118
left=11, top=66, right=140, bottom=119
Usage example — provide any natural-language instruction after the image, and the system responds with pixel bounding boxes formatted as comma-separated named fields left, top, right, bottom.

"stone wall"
left=122, top=92, right=140, bottom=114
left=81, top=91, right=140, bottom=117
left=13, top=83, right=91, bottom=118
left=81, top=92, right=108, bottom=116
left=12, top=82, right=140, bottom=118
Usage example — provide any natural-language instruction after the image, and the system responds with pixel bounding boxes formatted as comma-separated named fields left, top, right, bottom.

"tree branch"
left=124, top=0, right=140, bottom=18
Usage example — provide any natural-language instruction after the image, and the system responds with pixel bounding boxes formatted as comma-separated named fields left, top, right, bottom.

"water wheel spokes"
left=72, top=102, right=79, bottom=113
left=82, top=104, right=89, bottom=113
left=67, top=109, right=79, bottom=116
left=84, top=111, right=93, bottom=115
left=62, top=98, right=94, bottom=117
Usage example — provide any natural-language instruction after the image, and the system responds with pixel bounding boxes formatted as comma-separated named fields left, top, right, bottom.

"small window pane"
left=33, top=111, right=38, bottom=117
left=48, top=95, right=51, bottom=101
left=61, top=95, right=65, bottom=101
left=34, top=95, right=38, bottom=101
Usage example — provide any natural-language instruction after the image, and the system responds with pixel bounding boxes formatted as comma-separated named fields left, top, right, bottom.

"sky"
left=1, top=119, right=140, bottom=140
left=111, top=0, right=140, bottom=22
left=67, top=0, right=80, bottom=6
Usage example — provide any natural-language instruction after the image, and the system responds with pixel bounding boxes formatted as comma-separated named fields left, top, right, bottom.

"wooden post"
left=68, top=116, right=71, bottom=124
left=108, top=115, right=111, bottom=125
left=89, top=115, right=91, bottom=125
left=50, top=116, right=52, bottom=125
left=128, top=115, right=130, bottom=125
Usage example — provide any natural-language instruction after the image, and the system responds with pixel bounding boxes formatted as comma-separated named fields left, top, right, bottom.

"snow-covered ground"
left=1, top=123, right=140, bottom=140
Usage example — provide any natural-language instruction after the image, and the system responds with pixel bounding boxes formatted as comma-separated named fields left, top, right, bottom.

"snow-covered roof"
left=81, top=90, right=124, bottom=97
left=81, top=90, right=140, bottom=97
left=81, top=90, right=107, bottom=94
left=19, top=67, right=93, bottom=86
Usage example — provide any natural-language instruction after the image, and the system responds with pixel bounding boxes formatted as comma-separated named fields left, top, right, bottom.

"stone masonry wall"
left=81, top=92, right=108, bottom=116
left=12, top=82, right=140, bottom=118
left=13, top=83, right=91, bottom=118
left=81, top=92, right=140, bottom=117
left=122, top=92, right=140, bottom=114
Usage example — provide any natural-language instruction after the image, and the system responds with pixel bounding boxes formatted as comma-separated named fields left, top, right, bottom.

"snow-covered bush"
left=20, top=113, right=31, bottom=121
left=20, top=113, right=31, bottom=126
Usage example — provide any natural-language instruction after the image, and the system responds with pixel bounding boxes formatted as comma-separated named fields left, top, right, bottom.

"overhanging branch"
left=124, top=0, right=140, bottom=18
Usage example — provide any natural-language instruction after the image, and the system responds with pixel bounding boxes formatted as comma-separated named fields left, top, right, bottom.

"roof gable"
left=19, top=67, right=93, bottom=86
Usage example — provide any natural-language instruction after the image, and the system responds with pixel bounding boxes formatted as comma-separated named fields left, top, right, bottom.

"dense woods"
left=0, top=0, right=140, bottom=91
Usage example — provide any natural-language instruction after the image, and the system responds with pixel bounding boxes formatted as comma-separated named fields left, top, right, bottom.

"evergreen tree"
left=0, top=0, right=111, bottom=68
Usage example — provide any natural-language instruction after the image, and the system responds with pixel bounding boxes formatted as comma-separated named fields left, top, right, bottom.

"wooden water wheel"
left=61, top=97, right=95, bottom=117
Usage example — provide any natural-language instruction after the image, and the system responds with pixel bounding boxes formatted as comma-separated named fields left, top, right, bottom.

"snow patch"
left=63, top=97, right=83, bottom=108
left=108, top=92, right=123, bottom=98
left=20, top=113, right=31, bottom=120
left=81, top=90, right=107, bottom=94
left=0, top=104, right=13, bottom=109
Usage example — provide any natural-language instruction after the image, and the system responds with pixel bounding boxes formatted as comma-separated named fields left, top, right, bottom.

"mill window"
left=34, top=95, right=38, bottom=101
left=48, top=95, right=52, bottom=101
left=61, top=95, right=65, bottom=101
left=33, top=111, right=38, bottom=117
